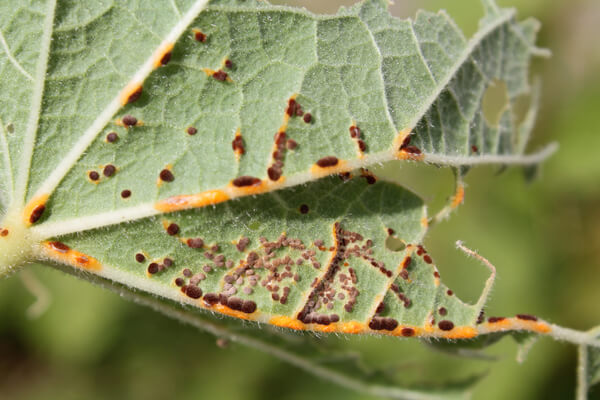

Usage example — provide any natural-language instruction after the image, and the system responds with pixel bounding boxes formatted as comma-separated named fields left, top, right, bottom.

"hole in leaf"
left=482, top=79, right=509, bottom=126
left=385, top=236, right=405, bottom=252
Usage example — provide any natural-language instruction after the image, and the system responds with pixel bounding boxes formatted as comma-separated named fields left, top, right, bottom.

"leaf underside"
left=0, top=0, right=551, bottom=355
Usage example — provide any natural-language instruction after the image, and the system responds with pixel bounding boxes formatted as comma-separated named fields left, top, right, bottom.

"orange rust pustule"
left=23, top=194, right=49, bottom=226
left=483, top=317, right=551, bottom=334
left=270, top=315, right=305, bottom=331
left=155, top=190, right=230, bottom=213
left=42, top=241, right=102, bottom=271
left=212, top=304, right=253, bottom=320
left=0, top=229, right=8, bottom=237
left=121, top=82, right=143, bottom=105
left=451, top=184, right=465, bottom=209
left=153, top=42, right=174, bottom=68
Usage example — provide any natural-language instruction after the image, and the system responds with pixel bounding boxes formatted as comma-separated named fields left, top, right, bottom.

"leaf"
left=0, top=0, right=558, bottom=377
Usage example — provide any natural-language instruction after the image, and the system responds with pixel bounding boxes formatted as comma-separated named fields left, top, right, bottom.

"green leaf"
left=0, top=0, right=560, bottom=396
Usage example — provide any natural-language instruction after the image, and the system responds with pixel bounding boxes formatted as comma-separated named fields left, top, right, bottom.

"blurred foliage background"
left=1, top=0, right=599, bottom=399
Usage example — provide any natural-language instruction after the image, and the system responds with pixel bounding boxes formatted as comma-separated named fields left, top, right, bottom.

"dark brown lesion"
left=267, top=131, right=287, bottom=181
left=29, top=204, right=46, bottom=224
left=232, top=176, right=261, bottom=187
left=349, top=125, right=367, bottom=154
left=297, top=221, right=401, bottom=326
left=316, top=156, right=339, bottom=168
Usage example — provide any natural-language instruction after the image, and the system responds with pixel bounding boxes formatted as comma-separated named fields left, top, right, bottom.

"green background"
left=1, top=0, right=599, bottom=398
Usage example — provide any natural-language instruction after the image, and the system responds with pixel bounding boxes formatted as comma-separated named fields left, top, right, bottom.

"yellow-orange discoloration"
left=338, top=321, right=366, bottom=334
left=310, top=159, right=349, bottom=178
left=228, top=178, right=286, bottom=197
left=393, top=128, right=412, bottom=148
left=420, top=216, right=429, bottom=228
left=484, top=317, right=552, bottom=334
left=441, top=326, right=478, bottom=339
left=270, top=316, right=305, bottom=331
left=23, top=194, right=49, bottom=226
left=41, top=241, right=102, bottom=271
left=312, top=323, right=339, bottom=333
left=396, top=151, right=425, bottom=161
left=155, top=190, right=230, bottom=213
left=451, top=183, right=465, bottom=209
left=153, top=42, right=174, bottom=68
left=213, top=304, right=253, bottom=320
left=121, top=82, right=143, bottom=106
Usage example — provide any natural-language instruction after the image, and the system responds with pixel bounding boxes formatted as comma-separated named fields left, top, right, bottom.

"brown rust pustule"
left=232, top=176, right=261, bottom=187
left=29, top=205, right=46, bottom=224
left=316, top=156, right=339, bottom=168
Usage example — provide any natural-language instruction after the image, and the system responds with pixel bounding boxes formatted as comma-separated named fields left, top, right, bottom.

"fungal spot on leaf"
left=316, top=156, right=339, bottom=168
left=106, top=132, right=118, bottom=143
left=401, top=327, right=415, bottom=337
left=103, top=164, right=116, bottom=177
left=232, top=176, right=261, bottom=187
left=209, top=69, right=229, bottom=82
left=159, top=51, right=172, bottom=66
left=153, top=42, right=174, bottom=68
left=0, top=229, right=8, bottom=237
left=166, top=223, right=180, bottom=236
left=184, top=285, right=203, bottom=299
left=121, top=189, right=132, bottom=198
left=369, top=317, right=398, bottom=331
left=286, top=139, right=297, bottom=150
left=286, top=98, right=303, bottom=117
left=88, top=171, right=100, bottom=182
left=121, top=115, right=138, bottom=127
left=446, top=289, right=454, bottom=296
left=423, top=255, right=432, bottom=264
left=438, top=307, right=448, bottom=316
left=159, top=169, right=175, bottom=182
left=135, top=253, right=145, bottom=263
left=187, top=126, right=197, bottom=136
left=122, top=83, right=143, bottom=105
left=516, top=314, right=538, bottom=321
left=299, top=204, right=309, bottom=214
left=303, top=113, right=312, bottom=124
left=232, top=130, right=245, bottom=158
left=192, top=28, right=207, bottom=42
left=438, top=320, right=455, bottom=331
left=224, top=59, right=233, bottom=69
left=148, top=263, right=159, bottom=274
left=29, top=204, right=45, bottom=224
left=236, top=237, right=250, bottom=252
left=49, top=241, right=70, bottom=253
left=471, top=145, right=479, bottom=153
left=187, top=238, right=204, bottom=249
